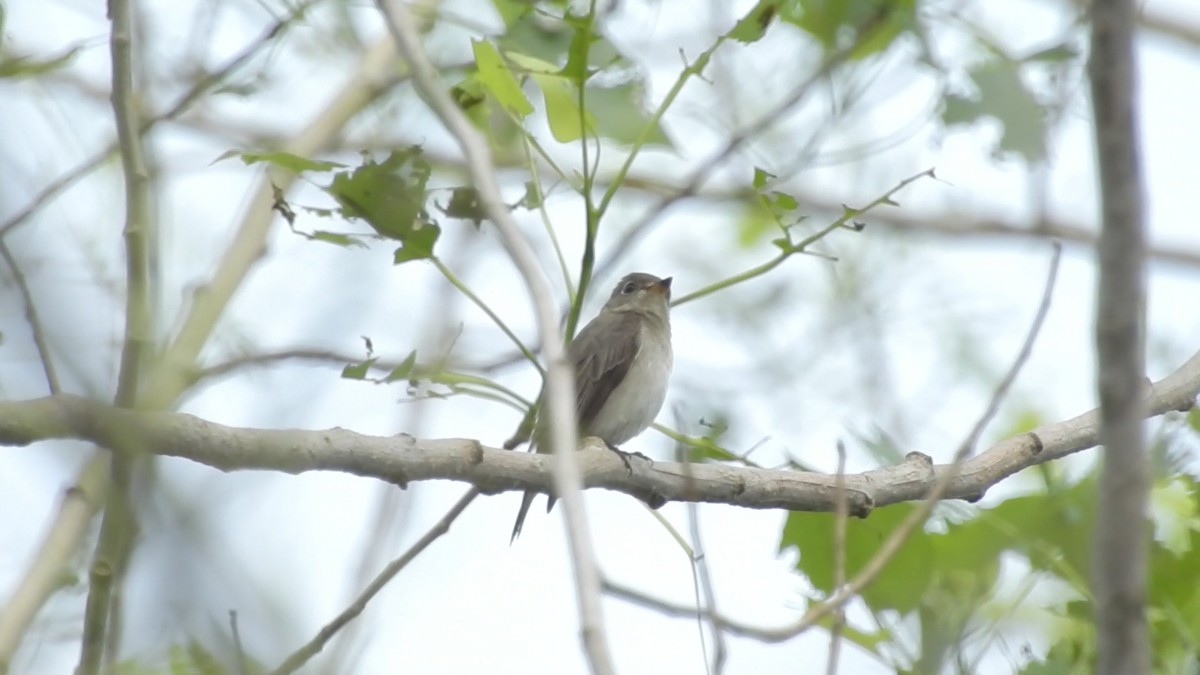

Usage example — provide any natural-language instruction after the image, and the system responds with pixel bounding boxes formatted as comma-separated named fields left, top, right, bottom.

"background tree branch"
left=1089, top=0, right=1151, bottom=671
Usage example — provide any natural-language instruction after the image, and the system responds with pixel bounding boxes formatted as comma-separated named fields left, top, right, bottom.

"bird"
left=510, top=272, right=674, bottom=542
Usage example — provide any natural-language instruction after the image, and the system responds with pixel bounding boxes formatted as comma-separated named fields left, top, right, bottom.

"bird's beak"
left=648, top=277, right=672, bottom=296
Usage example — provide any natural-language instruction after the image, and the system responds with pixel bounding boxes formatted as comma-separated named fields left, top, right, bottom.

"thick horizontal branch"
left=1, top=348, right=1197, bottom=513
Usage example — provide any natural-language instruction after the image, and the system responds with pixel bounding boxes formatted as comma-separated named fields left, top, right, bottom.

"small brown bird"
left=511, top=272, right=674, bottom=542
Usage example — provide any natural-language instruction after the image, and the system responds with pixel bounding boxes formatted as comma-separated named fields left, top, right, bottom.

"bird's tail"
left=511, top=490, right=538, bottom=544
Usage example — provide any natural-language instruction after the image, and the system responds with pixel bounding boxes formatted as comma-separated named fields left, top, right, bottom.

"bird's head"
left=603, top=272, right=672, bottom=319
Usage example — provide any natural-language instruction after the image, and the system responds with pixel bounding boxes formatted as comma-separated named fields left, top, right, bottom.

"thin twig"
left=1089, top=0, right=1151, bottom=670
left=229, top=611, right=247, bottom=675
left=825, top=441, right=849, bottom=675
left=0, top=241, right=61, bottom=394
left=671, top=168, right=933, bottom=307
left=268, top=489, right=479, bottom=675
left=373, top=2, right=613, bottom=673
left=687, top=502, right=725, bottom=675
left=432, top=258, right=542, bottom=373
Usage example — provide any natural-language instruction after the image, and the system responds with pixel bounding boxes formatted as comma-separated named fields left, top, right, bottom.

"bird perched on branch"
left=510, top=272, right=674, bottom=542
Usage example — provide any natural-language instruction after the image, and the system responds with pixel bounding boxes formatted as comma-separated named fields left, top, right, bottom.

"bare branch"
left=0, top=456, right=108, bottom=672
left=1090, top=0, right=1151, bottom=671
left=372, top=2, right=611, bottom=671
left=1, top=342, right=1196, bottom=517
left=687, top=499, right=724, bottom=675
left=268, top=489, right=479, bottom=675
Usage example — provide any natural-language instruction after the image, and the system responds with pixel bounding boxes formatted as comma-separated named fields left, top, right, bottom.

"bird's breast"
left=585, top=323, right=673, bottom=446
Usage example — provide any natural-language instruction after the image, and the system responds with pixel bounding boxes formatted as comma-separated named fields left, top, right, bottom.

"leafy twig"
left=671, top=168, right=935, bottom=307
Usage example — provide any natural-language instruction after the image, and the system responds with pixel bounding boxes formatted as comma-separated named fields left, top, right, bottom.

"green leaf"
left=780, top=0, right=912, bottom=57
left=584, top=80, right=672, bottom=147
left=767, top=191, right=798, bottom=213
left=1149, top=477, right=1199, bottom=557
left=752, top=167, right=776, bottom=190
left=472, top=39, right=534, bottom=118
left=392, top=223, right=440, bottom=263
left=941, top=60, right=1047, bottom=162
left=451, top=75, right=488, bottom=118
left=984, top=475, right=1096, bottom=578
left=229, top=150, right=345, bottom=173
left=517, top=181, right=543, bottom=210
left=735, top=201, right=777, bottom=248
left=385, top=351, right=419, bottom=382
left=326, top=148, right=440, bottom=262
left=491, top=0, right=529, bottom=26
left=780, top=501, right=933, bottom=614
left=440, top=186, right=487, bottom=224
left=342, top=357, right=379, bottom=380
left=728, top=0, right=782, bottom=44
left=507, top=52, right=595, bottom=143
left=1187, top=406, right=1200, bottom=432
left=498, top=11, right=574, bottom=63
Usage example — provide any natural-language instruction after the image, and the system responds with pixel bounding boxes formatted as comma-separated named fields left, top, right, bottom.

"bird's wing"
left=569, top=310, right=642, bottom=430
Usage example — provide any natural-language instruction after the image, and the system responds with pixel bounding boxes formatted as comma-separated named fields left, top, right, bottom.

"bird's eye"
left=621, top=281, right=638, bottom=295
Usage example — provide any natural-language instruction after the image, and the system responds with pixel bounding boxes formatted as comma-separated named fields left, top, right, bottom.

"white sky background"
left=1, top=0, right=1199, bottom=673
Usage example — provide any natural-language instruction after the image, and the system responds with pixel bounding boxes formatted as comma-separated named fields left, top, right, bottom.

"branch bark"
left=1, top=347, right=1195, bottom=514
left=1089, top=0, right=1150, bottom=670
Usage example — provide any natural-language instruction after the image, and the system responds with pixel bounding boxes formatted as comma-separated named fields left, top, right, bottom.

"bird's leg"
left=603, top=441, right=651, bottom=475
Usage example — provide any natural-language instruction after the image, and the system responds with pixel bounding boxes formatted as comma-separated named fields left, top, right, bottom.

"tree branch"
left=76, top=0, right=155, bottom=668
left=1089, top=0, right=1150, bottom=671
left=1, top=346, right=1195, bottom=513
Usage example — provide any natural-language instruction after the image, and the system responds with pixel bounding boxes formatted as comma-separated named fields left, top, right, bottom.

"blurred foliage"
left=113, top=641, right=262, bottom=675
left=780, top=426, right=1200, bottom=673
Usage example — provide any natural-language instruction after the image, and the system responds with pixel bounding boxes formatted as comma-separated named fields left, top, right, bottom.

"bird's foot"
left=603, top=441, right=651, bottom=475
